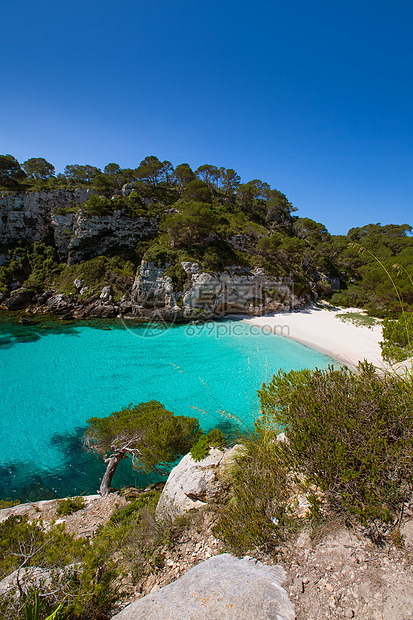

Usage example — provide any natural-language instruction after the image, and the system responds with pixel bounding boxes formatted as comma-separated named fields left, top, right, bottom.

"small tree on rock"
left=84, top=401, right=201, bottom=495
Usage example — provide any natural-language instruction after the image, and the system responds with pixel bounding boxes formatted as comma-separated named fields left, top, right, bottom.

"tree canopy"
left=22, top=157, right=55, bottom=180
left=84, top=401, right=201, bottom=495
left=0, top=154, right=26, bottom=187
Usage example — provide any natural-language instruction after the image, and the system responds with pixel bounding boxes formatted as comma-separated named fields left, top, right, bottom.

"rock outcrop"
left=131, top=261, right=300, bottom=319
left=111, top=554, right=295, bottom=620
left=0, top=189, right=304, bottom=318
left=3, top=287, right=32, bottom=310
left=156, top=446, right=240, bottom=517
left=0, top=189, right=91, bottom=246
left=0, top=190, right=159, bottom=263
left=54, top=211, right=158, bottom=264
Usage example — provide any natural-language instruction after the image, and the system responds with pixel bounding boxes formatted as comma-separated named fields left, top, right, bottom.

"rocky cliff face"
left=2, top=259, right=301, bottom=319
left=54, top=211, right=159, bottom=264
left=0, top=189, right=90, bottom=247
left=129, top=260, right=301, bottom=319
left=0, top=190, right=159, bottom=263
left=1, top=190, right=303, bottom=319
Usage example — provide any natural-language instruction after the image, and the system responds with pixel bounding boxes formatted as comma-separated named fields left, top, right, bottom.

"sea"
left=0, top=315, right=336, bottom=502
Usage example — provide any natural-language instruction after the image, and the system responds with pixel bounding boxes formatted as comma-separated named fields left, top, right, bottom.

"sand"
left=241, top=306, right=385, bottom=368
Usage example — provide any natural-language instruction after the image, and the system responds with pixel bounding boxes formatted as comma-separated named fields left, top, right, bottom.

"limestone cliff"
left=0, top=189, right=159, bottom=264
left=128, top=260, right=301, bottom=320
left=0, top=189, right=303, bottom=318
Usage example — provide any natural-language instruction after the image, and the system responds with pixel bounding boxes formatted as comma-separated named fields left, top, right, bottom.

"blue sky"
left=1, top=0, right=412, bottom=235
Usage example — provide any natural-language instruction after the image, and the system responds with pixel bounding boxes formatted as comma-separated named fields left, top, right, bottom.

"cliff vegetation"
left=1, top=154, right=412, bottom=323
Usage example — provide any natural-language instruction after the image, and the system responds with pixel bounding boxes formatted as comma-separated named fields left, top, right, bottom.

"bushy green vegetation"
left=55, top=254, right=138, bottom=298
left=0, top=243, right=62, bottom=295
left=56, top=497, right=86, bottom=517
left=330, top=225, right=413, bottom=314
left=0, top=515, right=93, bottom=619
left=215, top=362, right=413, bottom=554
left=258, top=363, right=413, bottom=524
left=214, top=430, right=292, bottom=554
left=0, top=245, right=140, bottom=299
left=25, top=592, right=64, bottom=620
left=0, top=488, right=199, bottom=620
left=380, top=313, right=413, bottom=362
left=190, top=428, right=226, bottom=461
left=84, top=401, right=202, bottom=494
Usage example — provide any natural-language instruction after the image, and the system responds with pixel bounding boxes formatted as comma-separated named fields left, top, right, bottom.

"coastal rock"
left=86, top=303, right=118, bottom=318
left=181, top=261, right=200, bottom=274
left=4, top=288, right=32, bottom=310
left=131, top=261, right=177, bottom=309
left=99, top=286, right=113, bottom=302
left=180, top=266, right=297, bottom=316
left=46, top=293, right=76, bottom=314
left=156, top=446, right=239, bottom=517
left=111, top=554, right=295, bottom=620
left=36, top=289, right=54, bottom=305
left=131, top=260, right=299, bottom=319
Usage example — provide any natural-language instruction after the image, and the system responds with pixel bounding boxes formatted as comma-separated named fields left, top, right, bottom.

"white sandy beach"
left=242, top=306, right=385, bottom=369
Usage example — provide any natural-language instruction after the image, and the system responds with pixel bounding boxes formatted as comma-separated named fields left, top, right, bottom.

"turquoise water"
left=0, top=316, right=336, bottom=501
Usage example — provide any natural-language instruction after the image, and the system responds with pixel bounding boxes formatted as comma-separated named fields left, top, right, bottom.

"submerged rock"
left=111, top=554, right=295, bottom=620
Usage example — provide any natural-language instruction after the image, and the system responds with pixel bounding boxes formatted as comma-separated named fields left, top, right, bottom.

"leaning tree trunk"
left=99, top=451, right=127, bottom=495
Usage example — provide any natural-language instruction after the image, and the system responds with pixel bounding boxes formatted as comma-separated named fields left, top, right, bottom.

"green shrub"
left=108, top=490, right=160, bottom=526
left=25, top=591, right=64, bottom=620
left=143, top=243, right=177, bottom=267
left=190, top=428, right=226, bottom=461
left=56, top=496, right=86, bottom=516
left=381, top=313, right=413, bottom=362
left=164, top=261, right=188, bottom=290
left=258, top=362, right=413, bottom=524
left=213, top=426, right=292, bottom=554
left=82, top=194, right=116, bottom=216
left=0, top=515, right=95, bottom=619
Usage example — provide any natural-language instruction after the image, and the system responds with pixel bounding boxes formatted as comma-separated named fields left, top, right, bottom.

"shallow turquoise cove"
left=0, top=315, right=336, bottom=501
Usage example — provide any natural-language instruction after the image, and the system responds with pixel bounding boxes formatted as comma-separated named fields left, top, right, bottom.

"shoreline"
left=240, top=306, right=386, bottom=369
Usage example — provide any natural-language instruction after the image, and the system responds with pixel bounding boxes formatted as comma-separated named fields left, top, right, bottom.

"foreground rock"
left=156, top=446, right=240, bottom=517
left=111, top=554, right=295, bottom=620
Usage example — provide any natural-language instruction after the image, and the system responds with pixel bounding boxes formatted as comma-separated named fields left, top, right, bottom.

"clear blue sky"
left=1, top=0, right=412, bottom=235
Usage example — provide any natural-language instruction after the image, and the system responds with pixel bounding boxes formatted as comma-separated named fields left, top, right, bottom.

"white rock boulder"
left=156, top=446, right=240, bottom=517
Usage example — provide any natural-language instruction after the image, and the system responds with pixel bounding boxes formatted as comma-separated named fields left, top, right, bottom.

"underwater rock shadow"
left=0, top=428, right=162, bottom=503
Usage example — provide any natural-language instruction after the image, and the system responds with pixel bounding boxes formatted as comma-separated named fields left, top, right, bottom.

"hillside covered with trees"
left=1, top=153, right=412, bottom=354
